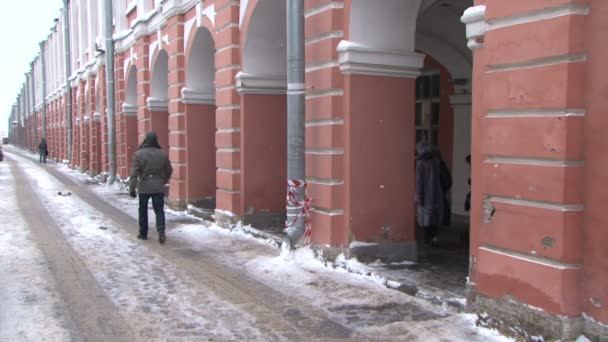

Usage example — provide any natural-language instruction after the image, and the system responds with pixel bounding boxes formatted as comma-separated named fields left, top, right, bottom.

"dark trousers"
left=138, top=193, right=165, bottom=237
left=39, top=152, right=47, bottom=163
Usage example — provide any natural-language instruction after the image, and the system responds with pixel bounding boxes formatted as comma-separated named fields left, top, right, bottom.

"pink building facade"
left=9, top=0, right=607, bottom=339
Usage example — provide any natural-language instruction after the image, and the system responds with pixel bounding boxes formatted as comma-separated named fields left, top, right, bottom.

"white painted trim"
left=311, top=207, right=344, bottom=216
left=487, top=54, right=587, bottom=72
left=217, top=147, right=240, bottom=153
left=235, top=72, right=287, bottom=94
left=306, top=60, right=339, bottom=73
left=480, top=246, right=581, bottom=270
left=306, top=89, right=343, bottom=100
left=485, top=156, right=584, bottom=167
left=202, top=3, right=215, bottom=27
left=306, top=177, right=344, bottom=185
left=487, top=3, right=589, bottom=31
left=181, top=87, right=215, bottom=105
left=490, top=196, right=584, bottom=212
left=114, top=0, right=200, bottom=53
left=305, top=31, right=343, bottom=45
left=147, top=97, right=169, bottom=111
left=305, top=119, right=344, bottom=127
left=239, top=0, right=250, bottom=29
left=126, top=0, right=137, bottom=15
left=461, top=5, right=488, bottom=50
left=217, top=128, right=240, bottom=133
left=217, top=168, right=241, bottom=174
left=305, top=148, right=344, bottom=155
left=337, top=40, right=424, bottom=78
left=305, top=1, right=343, bottom=19
left=122, top=103, right=138, bottom=116
left=487, top=108, right=585, bottom=118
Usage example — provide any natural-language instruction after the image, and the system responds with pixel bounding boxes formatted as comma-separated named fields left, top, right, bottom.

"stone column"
left=338, top=40, right=424, bottom=261
left=462, top=3, right=586, bottom=338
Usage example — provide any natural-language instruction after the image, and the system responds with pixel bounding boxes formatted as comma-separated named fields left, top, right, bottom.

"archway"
left=181, top=26, right=217, bottom=210
left=148, top=50, right=170, bottom=151
left=237, top=0, right=287, bottom=229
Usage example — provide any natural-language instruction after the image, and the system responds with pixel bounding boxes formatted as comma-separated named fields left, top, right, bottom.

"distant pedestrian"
left=415, top=142, right=446, bottom=245
left=38, top=138, right=48, bottom=163
left=128, top=132, right=173, bottom=244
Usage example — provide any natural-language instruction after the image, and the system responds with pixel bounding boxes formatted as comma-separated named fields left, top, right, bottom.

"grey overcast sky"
left=0, top=0, right=63, bottom=136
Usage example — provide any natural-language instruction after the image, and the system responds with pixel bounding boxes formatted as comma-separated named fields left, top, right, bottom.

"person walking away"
left=38, top=138, right=48, bottom=163
left=415, top=142, right=445, bottom=245
left=128, top=132, right=173, bottom=243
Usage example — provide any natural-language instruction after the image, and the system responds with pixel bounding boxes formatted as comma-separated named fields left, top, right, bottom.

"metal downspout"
left=62, top=1, right=72, bottom=162
left=283, top=0, right=307, bottom=250
left=104, top=0, right=117, bottom=185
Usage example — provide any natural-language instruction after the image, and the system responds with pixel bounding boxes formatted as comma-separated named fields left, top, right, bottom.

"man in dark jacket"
left=38, top=138, right=48, bottom=163
left=129, top=132, right=173, bottom=243
left=415, top=142, right=445, bottom=245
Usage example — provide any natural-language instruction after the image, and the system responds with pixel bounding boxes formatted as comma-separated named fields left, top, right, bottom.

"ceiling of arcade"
left=416, top=0, right=473, bottom=68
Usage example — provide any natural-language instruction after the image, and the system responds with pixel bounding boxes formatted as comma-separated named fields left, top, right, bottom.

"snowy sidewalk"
left=4, top=146, right=513, bottom=341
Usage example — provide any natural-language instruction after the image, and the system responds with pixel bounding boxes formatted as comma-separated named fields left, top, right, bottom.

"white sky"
left=0, top=0, right=63, bottom=135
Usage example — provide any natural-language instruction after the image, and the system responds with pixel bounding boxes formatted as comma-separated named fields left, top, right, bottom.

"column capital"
left=461, top=5, right=488, bottom=51
left=181, top=88, right=215, bottom=105
left=235, top=72, right=287, bottom=95
left=146, top=97, right=169, bottom=112
left=122, top=103, right=138, bottom=116
left=337, top=40, right=424, bottom=79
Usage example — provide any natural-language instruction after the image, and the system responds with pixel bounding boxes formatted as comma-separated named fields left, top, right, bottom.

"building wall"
left=10, top=0, right=607, bottom=337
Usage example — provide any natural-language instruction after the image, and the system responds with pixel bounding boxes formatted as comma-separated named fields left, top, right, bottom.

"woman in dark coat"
left=415, top=142, right=445, bottom=245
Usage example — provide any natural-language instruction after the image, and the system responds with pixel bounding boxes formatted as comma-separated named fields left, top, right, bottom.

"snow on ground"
left=6, top=149, right=514, bottom=340
left=0, top=160, right=71, bottom=342
left=8, top=152, right=267, bottom=340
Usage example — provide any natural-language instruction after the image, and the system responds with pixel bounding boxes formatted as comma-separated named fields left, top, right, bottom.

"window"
left=415, top=71, right=440, bottom=146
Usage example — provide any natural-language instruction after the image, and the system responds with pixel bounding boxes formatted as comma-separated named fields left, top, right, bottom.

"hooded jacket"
left=128, top=132, right=173, bottom=194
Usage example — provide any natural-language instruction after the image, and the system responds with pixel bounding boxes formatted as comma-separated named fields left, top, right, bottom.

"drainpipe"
left=40, top=42, right=48, bottom=141
left=62, top=1, right=72, bottom=162
left=104, top=0, right=117, bottom=185
left=31, top=64, right=37, bottom=149
left=283, top=0, right=307, bottom=250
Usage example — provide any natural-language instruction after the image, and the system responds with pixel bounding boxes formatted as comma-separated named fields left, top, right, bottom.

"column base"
left=348, top=241, right=418, bottom=263
left=472, top=294, right=583, bottom=340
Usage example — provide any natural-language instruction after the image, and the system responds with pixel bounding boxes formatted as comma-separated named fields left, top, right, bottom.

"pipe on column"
left=283, top=0, right=307, bottom=250
left=104, top=0, right=117, bottom=185
left=62, top=0, right=72, bottom=163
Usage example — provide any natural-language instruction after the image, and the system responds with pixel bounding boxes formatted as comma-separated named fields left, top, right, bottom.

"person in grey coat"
left=129, top=132, right=173, bottom=243
left=415, top=142, right=446, bottom=245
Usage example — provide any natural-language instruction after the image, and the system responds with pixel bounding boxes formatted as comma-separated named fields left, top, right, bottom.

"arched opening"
left=236, top=0, right=287, bottom=229
left=125, top=66, right=137, bottom=110
left=341, top=0, right=473, bottom=305
left=180, top=26, right=217, bottom=211
left=148, top=50, right=170, bottom=151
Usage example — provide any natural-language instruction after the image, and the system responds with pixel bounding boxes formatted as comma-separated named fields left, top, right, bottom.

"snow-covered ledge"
left=147, top=97, right=169, bottom=112
left=337, top=40, right=424, bottom=79
left=93, top=112, right=101, bottom=122
left=83, top=115, right=90, bottom=124
left=122, top=103, right=138, bottom=117
left=181, top=88, right=215, bottom=105
left=235, top=72, right=287, bottom=95
left=461, top=5, right=488, bottom=50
